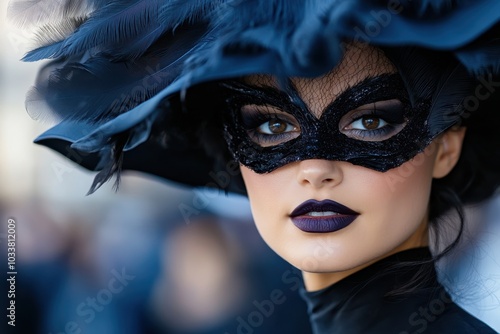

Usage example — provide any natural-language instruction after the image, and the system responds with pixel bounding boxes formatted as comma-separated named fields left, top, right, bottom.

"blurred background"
left=0, top=2, right=499, bottom=334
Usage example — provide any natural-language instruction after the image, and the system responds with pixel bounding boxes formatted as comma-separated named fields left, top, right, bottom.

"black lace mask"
left=222, top=74, right=435, bottom=173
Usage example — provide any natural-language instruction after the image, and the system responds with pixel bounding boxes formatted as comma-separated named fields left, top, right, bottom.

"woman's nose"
left=296, top=159, right=343, bottom=189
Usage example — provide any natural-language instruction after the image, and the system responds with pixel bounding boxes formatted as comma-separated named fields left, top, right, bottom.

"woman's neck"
left=302, top=221, right=429, bottom=291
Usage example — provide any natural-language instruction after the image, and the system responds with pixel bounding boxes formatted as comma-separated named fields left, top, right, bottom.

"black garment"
left=300, top=248, right=497, bottom=334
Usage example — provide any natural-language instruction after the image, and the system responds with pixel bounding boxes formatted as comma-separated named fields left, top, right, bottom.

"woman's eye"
left=348, top=116, right=388, bottom=131
left=338, top=99, right=407, bottom=142
left=257, top=118, right=297, bottom=134
left=239, top=104, right=301, bottom=147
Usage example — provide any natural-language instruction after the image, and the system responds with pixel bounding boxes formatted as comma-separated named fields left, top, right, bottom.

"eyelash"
left=345, top=121, right=396, bottom=140
left=240, top=111, right=299, bottom=145
left=341, top=108, right=406, bottom=141
left=238, top=103, right=406, bottom=145
left=347, top=115, right=391, bottom=135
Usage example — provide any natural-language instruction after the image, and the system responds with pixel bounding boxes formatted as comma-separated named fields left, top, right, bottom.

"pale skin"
left=238, top=45, right=466, bottom=291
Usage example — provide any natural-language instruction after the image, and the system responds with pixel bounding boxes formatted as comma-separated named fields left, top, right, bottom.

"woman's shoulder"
left=423, top=302, right=498, bottom=334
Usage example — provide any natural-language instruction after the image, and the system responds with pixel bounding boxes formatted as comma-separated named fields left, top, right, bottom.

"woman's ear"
left=432, top=126, right=467, bottom=179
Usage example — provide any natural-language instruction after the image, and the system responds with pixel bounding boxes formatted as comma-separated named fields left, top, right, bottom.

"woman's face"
left=236, top=45, right=464, bottom=289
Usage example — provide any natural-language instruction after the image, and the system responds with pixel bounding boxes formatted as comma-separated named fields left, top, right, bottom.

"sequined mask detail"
left=223, top=74, right=433, bottom=173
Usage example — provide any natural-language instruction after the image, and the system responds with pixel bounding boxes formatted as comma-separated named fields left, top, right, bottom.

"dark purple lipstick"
left=290, top=199, right=359, bottom=233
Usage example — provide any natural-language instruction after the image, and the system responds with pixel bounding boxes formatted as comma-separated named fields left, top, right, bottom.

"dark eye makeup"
left=240, top=105, right=301, bottom=146
left=239, top=98, right=408, bottom=146
left=338, top=99, right=407, bottom=141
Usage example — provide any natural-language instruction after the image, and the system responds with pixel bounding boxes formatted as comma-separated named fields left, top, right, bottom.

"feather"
left=109, top=0, right=218, bottom=61
left=383, top=47, right=444, bottom=106
left=27, top=57, right=172, bottom=123
left=7, top=0, right=94, bottom=29
left=107, top=22, right=166, bottom=61
left=158, top=0, right=221, bottom=30
left=383, top=46, right=476, bottom=134
left=24, top=57, right=68, bottom=123
left=87, top=132, right=128, bottom=195
left=23, top=40, right=66, bottom=62
left=25, top=23, right=207, bottom=123
left=23, top=17, right=86, bottom=56
left=22, top=0, right=224, bottom=61
left=24, top=0, right=163, bottom=61
left=214, top=0, right=304, bottom=35
left=427, top=64, right=476, bottom=135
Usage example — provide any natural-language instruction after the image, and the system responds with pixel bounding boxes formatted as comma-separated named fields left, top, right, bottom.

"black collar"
left=300, top=248, right=458, bottom=334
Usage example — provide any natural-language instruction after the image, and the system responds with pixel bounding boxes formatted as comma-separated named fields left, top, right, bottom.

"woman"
left=12, top=0, right=500, bottom=332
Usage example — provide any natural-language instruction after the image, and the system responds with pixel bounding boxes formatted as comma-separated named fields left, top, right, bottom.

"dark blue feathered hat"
left=9, top=0, right=500, bottom=198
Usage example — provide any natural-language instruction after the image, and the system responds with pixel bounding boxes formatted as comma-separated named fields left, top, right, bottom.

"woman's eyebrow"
left=252, top=73, right=398, bottom=105
left=319, top=74, right=403, bottom=117
left=223, top=79, right=303, bottom=106
left=224, top=74, right=401, bottom=119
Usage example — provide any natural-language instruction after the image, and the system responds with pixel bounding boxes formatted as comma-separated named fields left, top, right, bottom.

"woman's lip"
left=290, top=199, right=359, bottom=233
left=290, top=199, right=359, bottom=217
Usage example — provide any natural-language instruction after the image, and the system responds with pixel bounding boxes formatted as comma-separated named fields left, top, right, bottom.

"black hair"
left=381, top=46, right=500, bottom=296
